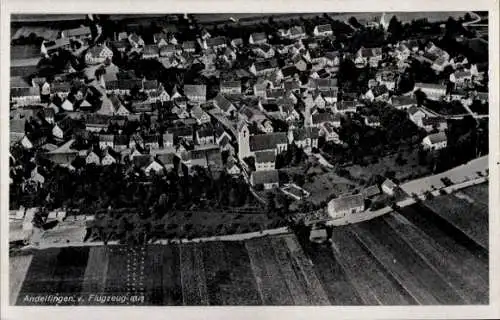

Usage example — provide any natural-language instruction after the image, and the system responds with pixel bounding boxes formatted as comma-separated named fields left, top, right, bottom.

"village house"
left=364, top=115, right=382, bottom=128
left=114, top=134, right=130, bottom=151
left=319, top=122, right=341, bottom=144
left=144, top=159, right=164, bottom=176
left=97, top=133, right=114, bottom=149
left=381, top=178, right=398, bottom=196
left=159, top=44, right=176, bottom=57
left=255, top=150, right=276, bottom=171
left=286, top=26, right=306, bottom=40
left=355, top=47, right=383, bottom=68
left=183, top=84, right=206, bottom=103
left=313, top=24, right=333, bottom=37
left=327, top=193, right=365, bottom=220
left=213, top=93, right=238, bottom=117
left=143, top=44, right=160, bottom=59
left=10, top=87, right=41, bottom=106
left=422, top=132, right=448, bottom=151
left=414, top=82, right=447, bottom=100
left=291, top=127, right=320, bottom=152
left=128, top=33, right=145, bottom=48
left=205, top=36, right=227, bottom=50
left=376, top=70, right=398, bottom=91
left=253, top=78, right=273, bottom=97
left=196, top=125, right=215, bottom=145
left=431, top=56, right=450, bottom=73
left=335, top=100, right=358, bottom=113
left=85, top=44, right=113, bottom=65
left=422, top=116, right=448, bottom=132
left=252, top=43, right=275, bottom=59
left=249, top=59, right=279, bottom=76
left=190, top=105, right=211, bottom=124
left=155, top=152, right=176, bottom=172
left=249, top=32, right=267, bottom=44
left=85, top=150, right=101, bottom=165
left=391, top=95, right=418, bottom=110
left=220, top=80, right=241, bottom=95
left=41, top=38, right=71, bottom=56
left=182, top=41, right=197, bottom=53
left=408, top=106, right=427, bottom=127
left=143, top=134, right=160, bottom=149
left=101, top=151, right=118, bottom=166
left=61, top=26, right=92, bottom=40
left=450, top=69, right=473, bottom=86
left=250, top=170, right=279, bottom=189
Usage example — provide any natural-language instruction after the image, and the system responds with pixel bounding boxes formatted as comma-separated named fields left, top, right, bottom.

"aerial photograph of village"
left=8, top=12, right=489, bottom=306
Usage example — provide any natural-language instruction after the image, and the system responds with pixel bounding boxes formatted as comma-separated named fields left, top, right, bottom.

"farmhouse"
left=313, top=24, right=333, bottom=37
left=414, top=82, right=447, bottom=100
left=250, top=170, right=279, bottom=189
left=85, top=44, right=113, bottom=65
left=422, top=132, right=448, bottom=151
left=327, top=193, right=365, bottom=220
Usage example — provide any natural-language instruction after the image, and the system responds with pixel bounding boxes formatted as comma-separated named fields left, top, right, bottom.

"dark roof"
left=422, top=116, right=447, bottom=126
left=281, top=65, right=299, bottom=78
left=183, top=84, right=206, bottom=98
left=10, top=87, right=40, bottom=97
left=182, top=41, right=196, bottom=50
left=252, top=170, right=279, bottom=184
left=206, top=36, right=226, bottom=48
left=426, top=132, right=447, bottom=144
left=255, top=150, right=276, bottom=163
left=312, top=112, right=335, bottom=124
left=114, top=134, right=129, bottom=146
left=133, top=154, right=152, bottom=168
left=250, top=32, right=267, bottom=42
left=392, top=95, right=417, bottom=106
left=362, top=185, right=381, bottom=198
left=214, top=94, right=234, bottom=112
left=293, top=127, right=320, bottom=140
left=220, top=80, right=241, bottom=90
left=61, top=26, right=91, bottom=38
left=156, top=152, right=176, bottom=166
left=253, top=59, right=278, bottom=72
left=261, top=103, right=280, bottom=112
left=316, top=24, right=333, bottom=33
left=249, top=132, right=288, bottom=152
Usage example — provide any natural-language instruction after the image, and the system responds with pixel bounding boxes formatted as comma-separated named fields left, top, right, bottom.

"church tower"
left=237, top=120, right=250, bottom=160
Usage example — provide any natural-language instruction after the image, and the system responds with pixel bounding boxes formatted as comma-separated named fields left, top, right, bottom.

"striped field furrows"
left=10, top=183, right=490, bottom=306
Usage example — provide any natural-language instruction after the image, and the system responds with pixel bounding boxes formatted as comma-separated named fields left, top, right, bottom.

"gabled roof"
left=249, top=132, right=288, bottom=152
left=392, top=95, right=417, bottom=106
left=414, top=82, right=446, bottom=91
left=382, top=178, right=397, bottom=189
left=61, top=26, right=91, bottom=38
left=330, top=193, right=364, bottom=211
left=220, top=80, right=241, bottom=90
left=250, top=32, right=267, bottom=42
left=426, top=132, right=447, bottom=144
left=255, top=150, right=276, bottom=163
left=281, top=65, right=299, bottom=78
left=315, top=24, right=333, bottom=33
left=213, top=93, right=234, bottom=112
left=362, top=185, right=381, bottom=198
left=206, top=36, right=226, bottom=48
left=289, top=26, right=305, bottom=35
left=253, top=59, right=278, bottom=72
left=183, top=84, right=206, bottom=97
left=143, top=44, right=159, bottom=55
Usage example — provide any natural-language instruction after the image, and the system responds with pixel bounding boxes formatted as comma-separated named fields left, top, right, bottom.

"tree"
left=266, top=192, right=276, bottom=213
left=388, top=16, right=403, bottom=41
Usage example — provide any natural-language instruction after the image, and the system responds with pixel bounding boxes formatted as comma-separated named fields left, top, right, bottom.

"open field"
left=11, top=183, right=488, bottom=305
